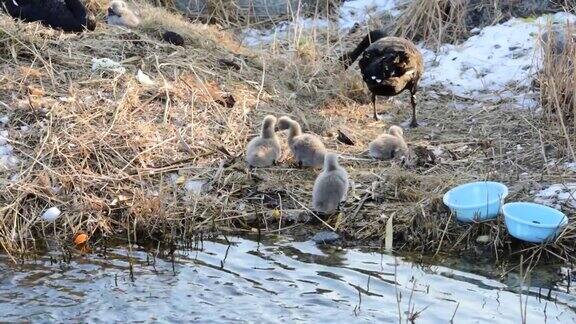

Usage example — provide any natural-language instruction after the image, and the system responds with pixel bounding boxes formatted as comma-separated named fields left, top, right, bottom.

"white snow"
left=0, top=127, right=18, bottom=171
left=242, top=0, right=401, bottom=46
left=338, top=0, right=402, bottom=29
left=243, top=18, right=331, bottom=46
left=421, top=13, right=576, bottom=107
left=564, top=162, right=576, bottom=172
left=534, top=183, right=576, bottom=209
left=0, top=130, right=7, bottom=146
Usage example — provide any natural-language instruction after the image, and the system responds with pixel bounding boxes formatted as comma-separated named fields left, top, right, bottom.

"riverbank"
left=0, top=0, right=574, bottom=272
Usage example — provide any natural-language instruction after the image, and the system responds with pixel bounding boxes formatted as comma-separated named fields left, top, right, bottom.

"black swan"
left=339, top=30, right=424, bottom=127
left=1, top=0, right=96, bottom=32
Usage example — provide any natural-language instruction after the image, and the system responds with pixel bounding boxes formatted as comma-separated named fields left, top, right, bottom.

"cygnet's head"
left=389, top=125, right=404, bottom=138
left=262, top=115, right=276, bottom=128
left=276, top=116, right=293, bottom=131
left=324, top=152, right=339, bottom=170
left=108, top=0, right=128, bottom=17
left=261, top=115, right=277, bottom=137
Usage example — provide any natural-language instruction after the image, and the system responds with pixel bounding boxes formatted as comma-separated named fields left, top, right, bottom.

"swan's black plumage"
left=339, top=30, right=424, bottom=127
left=1, top=0, right=96, bottom=32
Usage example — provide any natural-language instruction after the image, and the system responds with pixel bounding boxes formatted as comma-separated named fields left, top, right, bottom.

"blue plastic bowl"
left=443, top=181, right=508, bottom=222
left=503, top=202, right=568, bottom=243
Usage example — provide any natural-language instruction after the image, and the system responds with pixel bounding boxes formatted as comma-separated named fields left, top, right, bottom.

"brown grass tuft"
left=538, top=22, right=576, bottom=161
left=392, top=0, right=471, bottom=48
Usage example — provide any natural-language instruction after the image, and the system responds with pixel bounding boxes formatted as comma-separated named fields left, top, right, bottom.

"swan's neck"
left=288, top=122, right=302, bottom=139
left=261, top=125, right=275, bottom=139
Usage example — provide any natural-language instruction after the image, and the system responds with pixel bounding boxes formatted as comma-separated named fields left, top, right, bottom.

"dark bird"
left=162, top=31, right=185, bottom=46
left=1, top=0, right=96, bottom=32
left=339, top=30, right=424, bottom=127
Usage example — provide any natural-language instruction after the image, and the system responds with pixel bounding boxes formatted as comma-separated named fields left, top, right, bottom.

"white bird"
left=277, top=116, right=326, bottom=168
left=369, top=125, right=408, bottom=160
left=246, top=115, right=281, bottom=167
left=107, top=0, right=140, bottom=28
left=312, top=153, right=349, bottom=214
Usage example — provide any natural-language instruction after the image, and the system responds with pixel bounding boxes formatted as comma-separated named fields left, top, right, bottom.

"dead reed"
left=538, top=21, right=576, bottom=161
left=392, top=0, right=471, bottom=49
left=178, top=0, right=341, bottom=27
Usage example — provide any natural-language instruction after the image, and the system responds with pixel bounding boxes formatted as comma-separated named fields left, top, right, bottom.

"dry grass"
left=0, top=2, right=262, bottom=259
left=393, top=0, right=470, bottom=48
left=0, top=0, right=574, bottom=271
left=175, top=0, right=341, bottom=27
left=392, top=0, right=575, bottom=50
left=539, top=22, right=576, bottom=161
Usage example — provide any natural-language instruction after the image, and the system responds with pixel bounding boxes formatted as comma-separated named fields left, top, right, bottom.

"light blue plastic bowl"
left=503, top=202, right=568, bottom=243
left=443, top=181, right=508, bottom=222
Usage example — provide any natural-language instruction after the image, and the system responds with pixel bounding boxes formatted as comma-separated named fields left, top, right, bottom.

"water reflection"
left=0, top=236, right=574, bottom=323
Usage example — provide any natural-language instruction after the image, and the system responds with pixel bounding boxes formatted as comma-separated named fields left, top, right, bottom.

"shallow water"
left=0, top=236, right=575, bottom=323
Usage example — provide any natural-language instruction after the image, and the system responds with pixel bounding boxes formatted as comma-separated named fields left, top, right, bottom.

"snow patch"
left=339, top=0, right=401, bottom=29
left=564, top=162, right=576, bottom=172
left=534, top=183, right=576, bottom=209
left=421, top=12, right=576, bottom=106
left=0, top=122, right=19, bottom=171
left=242, top=0, right=401, bottom=46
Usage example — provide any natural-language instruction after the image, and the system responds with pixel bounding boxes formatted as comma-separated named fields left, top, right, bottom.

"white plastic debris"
left=136, top=69, right=155, bottom=86
left=41, top=207, right=61, bottom=222
left=185, top=179, right=206, bottom=194
left=476, top=235, right=491, bottom=244
left=91, top=58, right=126, bottom=74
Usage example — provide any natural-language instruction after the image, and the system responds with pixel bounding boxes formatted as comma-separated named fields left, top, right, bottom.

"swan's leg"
left=409, top=86, right=418, bottom=128
left=372, top=93, right=378, bottom=120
